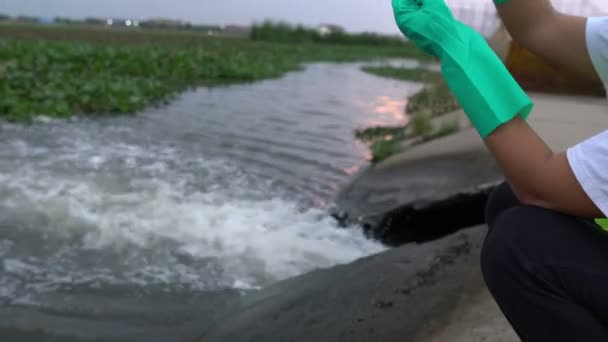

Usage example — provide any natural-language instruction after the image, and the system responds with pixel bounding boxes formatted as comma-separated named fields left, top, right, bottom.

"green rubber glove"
left=393, top=0, right=533, bottom=137
left=494, top=0, right=511, bottom=4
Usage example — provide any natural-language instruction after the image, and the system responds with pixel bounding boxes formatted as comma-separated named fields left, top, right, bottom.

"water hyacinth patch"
left=0, top=27, right=429, bottom=121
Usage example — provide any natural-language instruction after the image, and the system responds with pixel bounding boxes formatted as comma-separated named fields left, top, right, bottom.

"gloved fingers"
left=393, top=0, right=455, bottom=16
left=393, top=0, right=457, bottom=36
left=393, top=10, right=432, bottom=42
left=392, top=0, right=425, bottom=14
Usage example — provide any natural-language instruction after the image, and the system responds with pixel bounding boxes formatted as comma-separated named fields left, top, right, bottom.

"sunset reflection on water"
left=355, top=95, right=409, bottom=127
left=343, top=91, right=411, bottom=175
left=375, top=95, right=407, bottom=120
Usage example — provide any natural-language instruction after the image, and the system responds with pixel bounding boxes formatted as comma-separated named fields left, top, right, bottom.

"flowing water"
left=0, top=61, right=425, bottom=340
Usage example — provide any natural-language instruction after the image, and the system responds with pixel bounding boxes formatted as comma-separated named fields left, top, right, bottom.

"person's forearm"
left=495, top=0, right=600, bottom=81
left=483, top=117, right=602, bottom=218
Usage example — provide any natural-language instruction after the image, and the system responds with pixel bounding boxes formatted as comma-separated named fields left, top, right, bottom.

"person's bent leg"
left=485, top=182, right=520, bottom=229
left=481, top=206, right=608, bottom=341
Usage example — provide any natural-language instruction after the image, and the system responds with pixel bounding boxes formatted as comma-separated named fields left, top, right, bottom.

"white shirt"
left=566, top=17, right=608, bottom=216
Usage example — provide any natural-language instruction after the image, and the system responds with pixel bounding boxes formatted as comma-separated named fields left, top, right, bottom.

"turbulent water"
left=0, top=61, right=425, bottom=340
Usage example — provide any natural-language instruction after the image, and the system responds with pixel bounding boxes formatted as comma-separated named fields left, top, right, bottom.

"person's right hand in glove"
left=393, top=0, right=533, bottom=138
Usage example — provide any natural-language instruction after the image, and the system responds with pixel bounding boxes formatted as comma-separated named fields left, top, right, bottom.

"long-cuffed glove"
left=393, top=0, right=533, bottom=137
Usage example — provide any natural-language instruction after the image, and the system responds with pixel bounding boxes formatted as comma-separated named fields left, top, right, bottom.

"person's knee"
left=481, top=209, right=516, bottom=288
left=485, top=182, right=519, bottom=227
left=481, top=206, right=548, bottom=288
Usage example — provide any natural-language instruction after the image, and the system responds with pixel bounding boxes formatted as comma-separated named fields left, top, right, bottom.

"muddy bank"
left=334, top=93, right=608, bottom=246
left=200, top=225, right=496, bottom=342
left=334, top=132, right=501, bottom=245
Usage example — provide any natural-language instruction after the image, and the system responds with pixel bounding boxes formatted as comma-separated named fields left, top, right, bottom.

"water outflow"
left=0, top=61, right=425, bottom=339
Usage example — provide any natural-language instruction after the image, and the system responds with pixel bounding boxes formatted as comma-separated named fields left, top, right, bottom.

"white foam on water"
left=0, top=131, right=385, bottom=294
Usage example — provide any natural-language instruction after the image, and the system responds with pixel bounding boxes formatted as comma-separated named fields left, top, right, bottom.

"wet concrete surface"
left=200, top=226, right=497, bottom=342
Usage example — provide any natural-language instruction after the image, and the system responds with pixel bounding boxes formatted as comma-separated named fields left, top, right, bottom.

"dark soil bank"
left=335, top=147, right=501, bottom=245
left=200, top=226, right=488, bottom=342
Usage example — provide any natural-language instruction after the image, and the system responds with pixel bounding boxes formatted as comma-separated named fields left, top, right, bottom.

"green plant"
left=410, top=109, right=433, bottom=138
left=370, top=138, right=402, bottom=163
left=0, top=23, right=433, bottom=120
left=434, top=119, right=460, bottom=138
left=356, top=65, right=464, bottom=163
left=354, top=125, right=410, bottom=143
left=362, top=66, right=440, bottom=82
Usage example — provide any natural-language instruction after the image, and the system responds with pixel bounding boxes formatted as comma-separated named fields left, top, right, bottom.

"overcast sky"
left=2, top=0, right=607, bottom=34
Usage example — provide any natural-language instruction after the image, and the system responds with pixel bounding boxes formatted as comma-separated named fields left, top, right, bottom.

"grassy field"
left=0, top=23, right=431, bottom=121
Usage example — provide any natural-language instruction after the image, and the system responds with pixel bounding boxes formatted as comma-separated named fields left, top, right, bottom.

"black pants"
left=482, top=182, right=608, bottom=341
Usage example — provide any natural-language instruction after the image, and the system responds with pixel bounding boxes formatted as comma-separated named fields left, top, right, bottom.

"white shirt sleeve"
left=568, top=131, right=608, bottom=216
left=565, top=18, right=608, bottom=216
left=586, top=17, right=608, bottom=90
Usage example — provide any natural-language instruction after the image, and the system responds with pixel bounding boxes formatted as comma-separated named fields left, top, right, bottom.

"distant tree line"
left=0, top=14, right=221, bottom=32
left=0, top=14, right=38, bottom=22
left=250, top=21, right=405, bottom=46
left=137, top=21, right=221, bottom=32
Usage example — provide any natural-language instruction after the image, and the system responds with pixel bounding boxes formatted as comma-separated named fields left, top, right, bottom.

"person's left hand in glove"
left=391, top=0, right=602, bottom=217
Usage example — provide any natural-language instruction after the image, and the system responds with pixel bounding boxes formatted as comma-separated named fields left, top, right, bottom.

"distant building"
left=106, top=18, right=128, bottom=26
left=317, top=24, right=345, bottom=37
left=37, top=17, right=55, bottom=25
left=104, top=18, right=140, bottom=28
